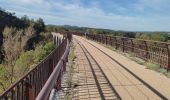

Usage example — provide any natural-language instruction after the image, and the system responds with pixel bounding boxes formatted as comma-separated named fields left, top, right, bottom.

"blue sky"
left=0, top=0, right=170, bottom=31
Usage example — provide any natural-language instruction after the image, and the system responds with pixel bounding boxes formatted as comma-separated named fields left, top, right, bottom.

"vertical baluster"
left=115, top=37, right=118, bottom=49
left=144, top=41, right=149, bottom=60
left=25, top=78, right=33, bottom=100
left=166, top=44, right=170, bottom=71
left=131, top=39, right=134, bottom=53
left=122, top=38, right=125, bottom=52
left=21, top=81, right=24, bottom=100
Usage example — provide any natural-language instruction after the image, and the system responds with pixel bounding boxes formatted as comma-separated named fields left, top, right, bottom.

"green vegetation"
left=66, top=42, right=76, bottom=88
left=0, top=8, right=56, bottom=93
left=0, top=41, right=55, bottom=93
left=33, top=42, right=55, bottom=63
left=65, top=42, right=76, bottom=99
left=145, top=62, right=170, bottom=78
left=145, top=62, right=160, bottom=71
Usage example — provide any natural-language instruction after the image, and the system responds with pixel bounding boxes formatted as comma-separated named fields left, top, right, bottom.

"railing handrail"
left=36, top=39, right=70, bottom=100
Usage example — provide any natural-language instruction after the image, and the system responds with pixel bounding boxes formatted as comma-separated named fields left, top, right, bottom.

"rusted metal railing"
left=0, top=33, right=71, bottom=100
left=85, top=34, right=170, bottom=70
left=36, top=39, right=70, bottom=100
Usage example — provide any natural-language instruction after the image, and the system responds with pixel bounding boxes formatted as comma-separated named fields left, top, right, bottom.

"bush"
left=0, top=65, right=10, bottom=92
left=0, top=65, right=5, bottom=77
left=43, top=42, right=55, bottom=55
left=33, top=41, right=55, bottom=63
left=14, top=50, right=34, bottom=78
left=33, top=45, right=46, bottom=63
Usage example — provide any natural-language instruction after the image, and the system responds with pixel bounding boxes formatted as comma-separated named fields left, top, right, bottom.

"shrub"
left=14, top=50, right=34, bottom=78
left=33, top=41, right=55, bottom=63
left=43, top=42, right=55, bottom=55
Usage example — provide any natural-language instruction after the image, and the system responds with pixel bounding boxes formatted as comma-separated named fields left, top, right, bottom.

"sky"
left=0, top=0, right=170, bottom=31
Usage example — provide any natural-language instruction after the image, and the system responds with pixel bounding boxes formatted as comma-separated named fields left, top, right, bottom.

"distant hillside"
left=47, top=25, right=170, bottom=42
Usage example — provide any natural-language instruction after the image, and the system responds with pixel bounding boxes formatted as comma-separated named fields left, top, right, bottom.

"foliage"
left=14, top=50, right=34, bottom=78
left=43, top=42, right=55, bottom=55
left=33, top=42, right=55, bottom=63
left=33, top=18, right=45, bottom=34
left=0, top=8, right=55, bottom=93
left=0, top=64, right=12, bottom=93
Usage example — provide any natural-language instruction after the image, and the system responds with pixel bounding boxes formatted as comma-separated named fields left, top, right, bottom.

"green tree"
left=34, top=18, right=45, bottom=34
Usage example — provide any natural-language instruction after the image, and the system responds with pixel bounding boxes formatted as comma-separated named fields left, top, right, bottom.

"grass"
left=66, top=42, right=76, bottom=88
left=145, top=62, right=160, bottom=71
left=93, top=40, right=170, bottom=78
left=64, top=41, right=77, bottom=99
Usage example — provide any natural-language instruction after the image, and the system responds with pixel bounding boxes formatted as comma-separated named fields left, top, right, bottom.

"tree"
left=2, top=26, right=32, bottom=83
left=21, top=15, right=30, bottom=26
left=34, top=18, right=45, bottom=34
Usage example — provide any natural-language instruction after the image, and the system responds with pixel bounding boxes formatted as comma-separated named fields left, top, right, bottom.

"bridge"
left=0, top=32, right=170, bottom=100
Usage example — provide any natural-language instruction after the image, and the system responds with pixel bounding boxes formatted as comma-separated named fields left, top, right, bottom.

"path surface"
left=73, top=35, right=170, bottom=100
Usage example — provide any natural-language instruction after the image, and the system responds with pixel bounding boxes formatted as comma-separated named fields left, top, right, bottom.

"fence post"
left=102, top=35, right=104, bottom=44
left=56, top=37, right=59, bottom=45
left=49, top=59, right=54, bottom=76
left=63, top=59, right=66, bottom=72
left=144, top=41, right=149, bottom=60
left=56, top=72, right=61, bottom=90
left=115, top=37, right=118, bottom=49
left=131, top=39, right=134, bottom=52
left=25, top=82, right=33, bottom=100
left=106, top=36, right=108, bottom=45
left=122, top=38, right=125, bottom=52
left=166, top=44, right=170, bottom=71
left=53, top=36, right=56, bottom=45
left=110, top=36, right=112, bottom=46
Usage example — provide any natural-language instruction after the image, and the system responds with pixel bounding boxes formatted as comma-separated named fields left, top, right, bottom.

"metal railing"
left=85, top=34, right=170, bottom=70
left=0, top=33, right=71, bottom=100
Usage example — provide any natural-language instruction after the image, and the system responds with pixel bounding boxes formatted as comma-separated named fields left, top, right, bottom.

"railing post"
left=166, top=44, right=170, bottom=70
left=101, top=35, right=103, bottom=43
left=56, top=37, right=59, bottom=45
left=55, top=72, right=61, bottom=90
left=106, top=36, right=108, bottom=45
left=105, top=36, right=107, bottom=44
left=131, top=39, right=134, bottom=52
left=110, top=36, right=112, bottom=46
left=122, top=38, right=125, bottom=52
left=115, top=37, right=118, bottom=49
left=49, top=59, right=54, bottom=76
left=53, top=36, right=56, bottom=45
left=63, top=59, right=66, bottom=72
left=25, top=82, right=33, bottom=100
left=144, top=41, right=149, bottom=60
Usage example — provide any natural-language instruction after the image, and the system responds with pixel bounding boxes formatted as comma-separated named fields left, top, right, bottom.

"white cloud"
left=1, top=0, right=170, bottom=31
